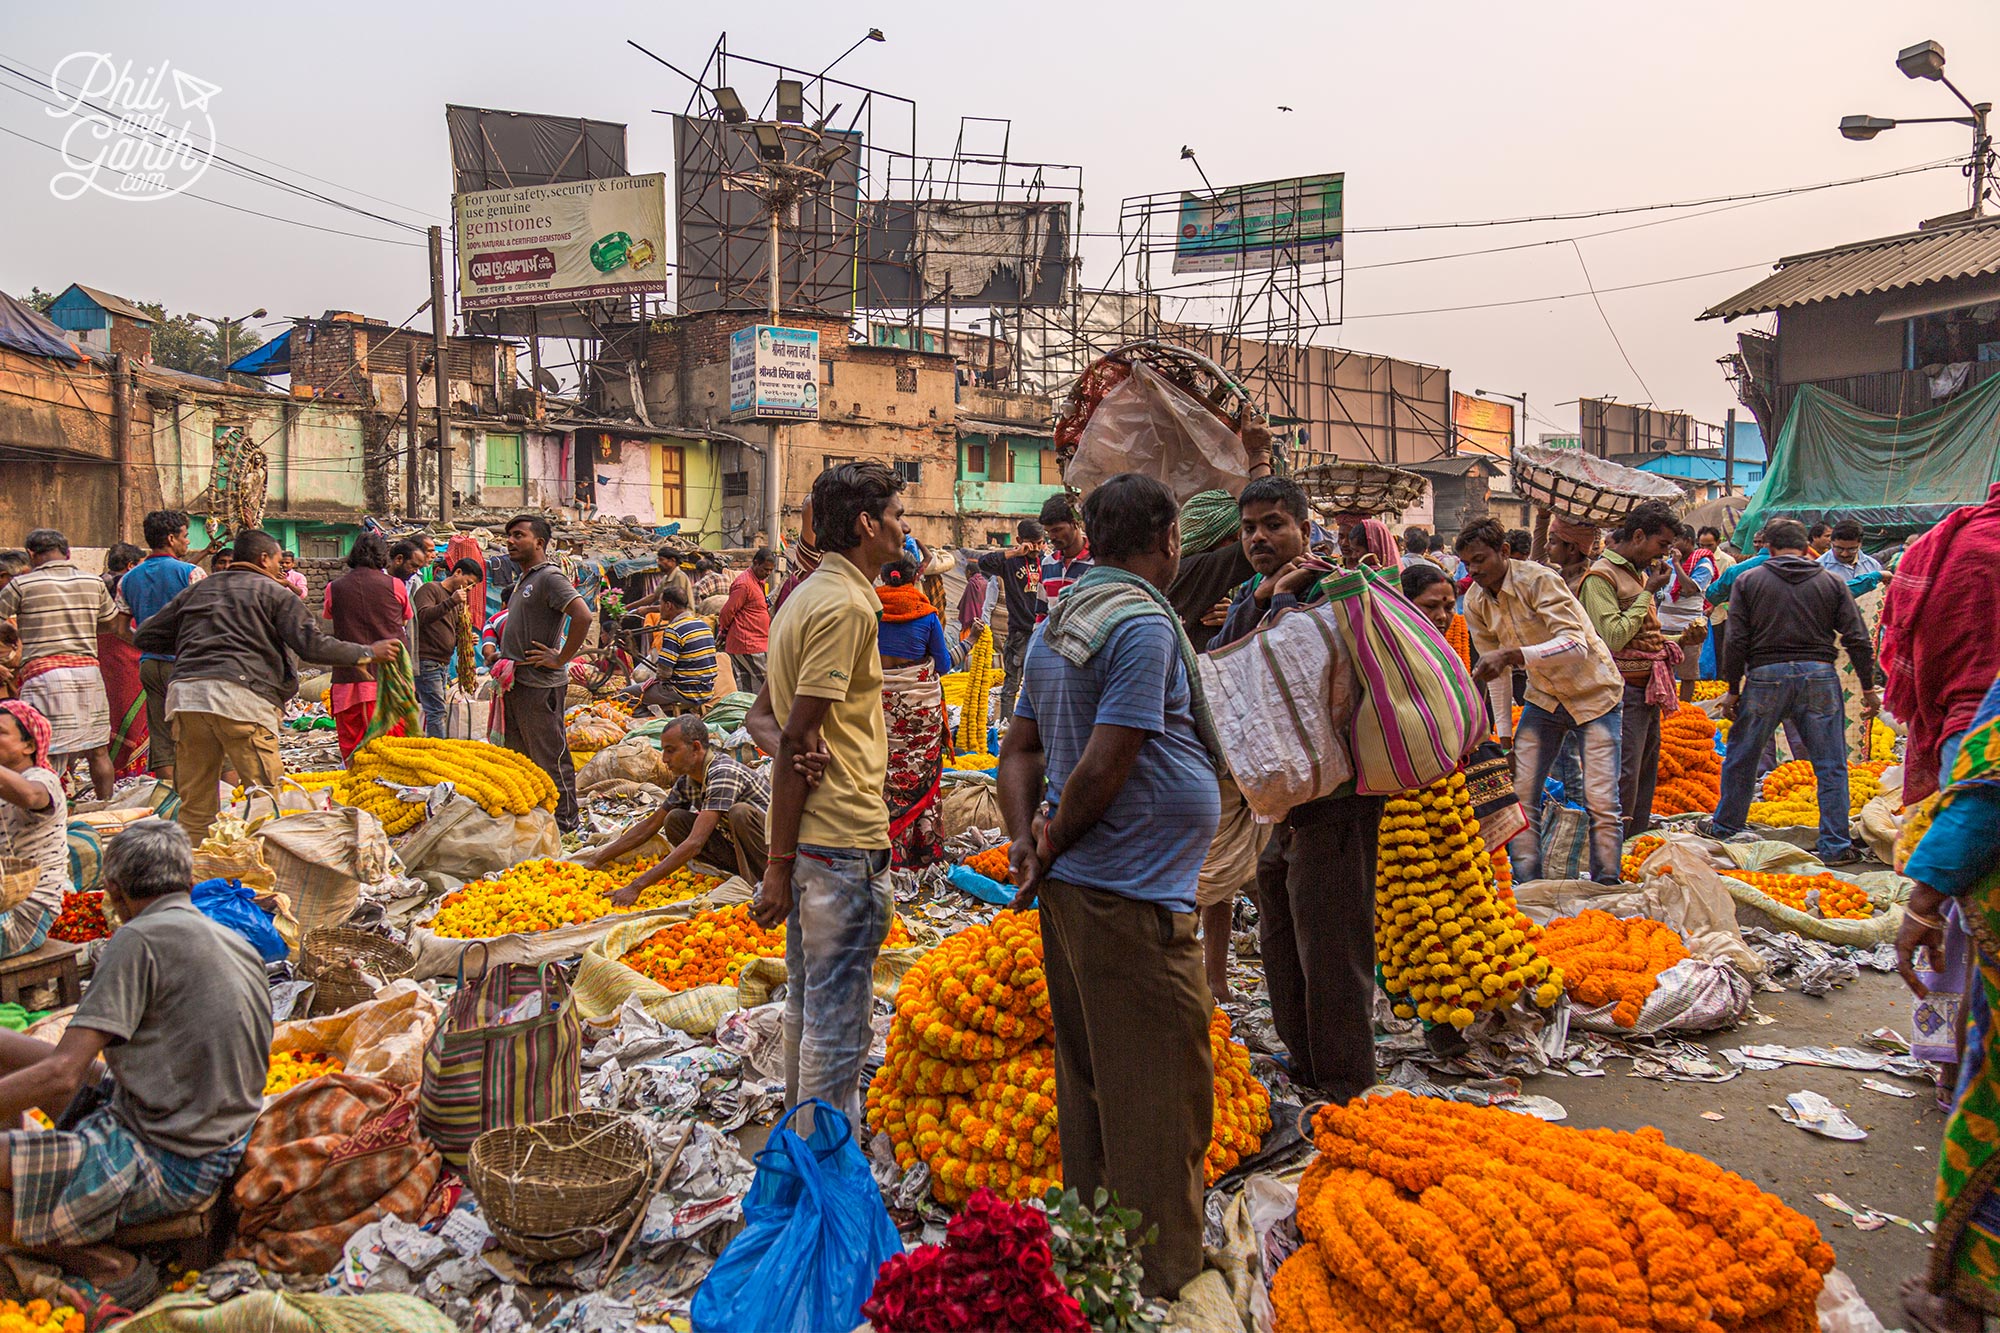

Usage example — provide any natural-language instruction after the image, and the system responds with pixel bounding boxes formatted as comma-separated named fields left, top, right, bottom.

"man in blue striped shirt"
left=633, top=584, right=716, bottom=715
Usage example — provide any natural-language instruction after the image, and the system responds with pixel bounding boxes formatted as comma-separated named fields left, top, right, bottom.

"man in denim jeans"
left=410, top=559, right=481, bottom=737
left=1705, top=519, right=1879, bottom=865
left=1459, top=520, right=1627, bottom=884
left=746, top=462, right=907, bottom=1126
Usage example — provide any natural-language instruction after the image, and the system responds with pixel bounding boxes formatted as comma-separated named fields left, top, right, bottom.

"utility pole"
left=1723, top=408, right=1737, bottom=495
left=110, top=352, right=132, bottom=541
left=428, top=225, right=452, bottom=525
left=765, top=200, right=783, bottom=553
left=405, top=341, right=422, bottom=519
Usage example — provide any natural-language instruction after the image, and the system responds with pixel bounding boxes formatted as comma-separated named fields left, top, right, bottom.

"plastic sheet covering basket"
left=1511, top=442, right=1687, bottom=525
left=466, top=1110, right=648, bottom=1250
left=300, top=928, right=416, bottom=1017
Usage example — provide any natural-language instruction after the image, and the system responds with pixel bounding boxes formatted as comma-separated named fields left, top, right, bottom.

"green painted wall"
left=955, top=432, right=1064, bottom=524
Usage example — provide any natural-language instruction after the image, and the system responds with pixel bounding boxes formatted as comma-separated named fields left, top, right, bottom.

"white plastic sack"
left=1568, top=957, right=1752, bottom=1036
left=1067, top=362, right=1249, bottom=504
left=1815, top=1269, right=1892, bottom=1333
left=1632, top=835, right=1765, bottom=977
left=1196, top=603, right=1357, bottom=821
left=441, top=687, right=490, bottom=742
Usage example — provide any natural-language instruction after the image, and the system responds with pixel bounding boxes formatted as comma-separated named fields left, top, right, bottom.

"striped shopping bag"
left=418, top=944, right=582, bottom=1166
left=1319, top=567, right=1485, bottom=795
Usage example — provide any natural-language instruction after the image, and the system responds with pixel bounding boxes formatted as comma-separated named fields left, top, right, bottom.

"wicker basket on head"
left=0, top=858, right=39, bottom=913
left=1511, top=444, right=1686, bottom=525
left=1284, top=458, right=1429, bottom=516
left=467, top=1111, right=649, bottom=1246
left=299, top=928, right=415, bottom=1016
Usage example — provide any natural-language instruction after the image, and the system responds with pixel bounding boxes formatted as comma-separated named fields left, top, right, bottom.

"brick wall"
left=107, top=317, right=153, bottom=364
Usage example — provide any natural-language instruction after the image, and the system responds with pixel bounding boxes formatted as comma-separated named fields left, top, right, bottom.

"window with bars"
left=894, top=459, right=922, bottom=485
left=895, top=366, right=917, bottom=393
left=722, top=471, right=750, bottom=498
left=966, top=442, right=987, bottom=475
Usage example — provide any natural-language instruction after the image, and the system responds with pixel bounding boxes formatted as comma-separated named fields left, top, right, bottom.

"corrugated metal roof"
left=1700, top=217, right=2000, bottom=320
left=67, top=284, right=154, bottom=323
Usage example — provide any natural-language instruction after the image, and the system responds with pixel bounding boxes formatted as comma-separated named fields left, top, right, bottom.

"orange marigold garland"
left=1537, top=909, right=1690, bottom=1028
left=1652, top=707, right=1722, bottom=817
left=866, top=911, right=1269, bottom=1205
left=960, top=845, right=1014, bottom=884
left=1376, top=771, right=1562, bottom=1029
left=1272, top=1094, right=1833, bottom=1333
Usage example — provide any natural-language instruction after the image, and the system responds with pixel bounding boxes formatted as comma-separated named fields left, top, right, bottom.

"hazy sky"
left=6, top=1, right=2000, bottom=437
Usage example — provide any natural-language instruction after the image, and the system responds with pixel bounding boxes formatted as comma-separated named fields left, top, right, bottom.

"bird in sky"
left=1277, top=105, right=1294, bottom=112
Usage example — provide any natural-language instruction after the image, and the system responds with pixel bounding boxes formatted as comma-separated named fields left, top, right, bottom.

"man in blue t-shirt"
left=115, top=510, right=203, bottom=783
left=998, top=472, right=1220, bottom=1301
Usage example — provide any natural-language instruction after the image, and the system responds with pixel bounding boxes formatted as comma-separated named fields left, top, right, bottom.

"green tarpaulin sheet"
left=1732, top=375, right=2000, bottom=549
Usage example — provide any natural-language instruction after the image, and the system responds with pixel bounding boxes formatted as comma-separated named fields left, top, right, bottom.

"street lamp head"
left=712, top=86, right=747, bottom=124
left=751, top=123, right=786, bottom=163
left=1179, top=145, right=1196, bottom=160
left=775, top=79, right=805, bottom=125
left=248, top=307, right=268, bottom=320
left=1839, top=114, right=1895, bottom=141
left=1898, top=39, right=1947, bottom=82
left=866, top=28, right=885, bottom=41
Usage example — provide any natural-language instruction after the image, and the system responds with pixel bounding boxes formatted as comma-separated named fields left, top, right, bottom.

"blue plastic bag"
left=691, top=1100, right=903, bottom=1333
left=945, top=862, right=1012, bottom=906
left=190, top=877, right=288, bottom=964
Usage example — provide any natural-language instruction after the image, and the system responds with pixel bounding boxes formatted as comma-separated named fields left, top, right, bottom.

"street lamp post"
left=199, top=307, right=268, bottom=387
left=1841, top=39, right=1993, bottom=216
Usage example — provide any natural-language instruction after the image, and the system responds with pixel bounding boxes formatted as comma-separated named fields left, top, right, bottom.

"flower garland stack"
left=1749, top=758, right=1890, bottom=827
left=1273, top=1094, right=1833, bottom=1332
left=866, top=910, right=1269, bottom=1206
left=336, top=736, right=557, bottom=835
left=1376, top=771, right=1562, bottom=1029
left=951, top=628, right=999, bottom=770
left=1651, top=707, right=1723, bottom=816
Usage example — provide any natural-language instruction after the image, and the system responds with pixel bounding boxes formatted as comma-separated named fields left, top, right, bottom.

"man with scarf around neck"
left=1578, top=501, right=1681, bottom=842
left=1212, top=476, right=1387, bottom=1103
left=998, top=472, right=1222, bottom=1300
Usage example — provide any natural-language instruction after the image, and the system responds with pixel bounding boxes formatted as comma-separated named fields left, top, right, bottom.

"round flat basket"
left=467, top=1111, right=649, bottom=1240
left=299, top=928, right=415, bottom=1016
left=1286, top=458, right=1429, bottom=517
left=485, top=1184, right=645, bottom=1262
left=1511, top=444, right=1686, bottom=526
left=0, top=857, right=38, bottom=913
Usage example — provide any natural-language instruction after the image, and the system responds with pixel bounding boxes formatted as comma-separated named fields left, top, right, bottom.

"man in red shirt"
left=718, top=549, right=776, bottom=694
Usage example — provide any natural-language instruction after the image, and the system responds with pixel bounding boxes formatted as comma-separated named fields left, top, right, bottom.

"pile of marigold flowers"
left=1749, top=758, right=1891, bottom=827
left=1721, top=867, right=1873, bottom=919
left=620, top=901, right=912, bottom=993
left=49, top=891, right=110, bottom=943
left=0, top=1300, right=84, bottom=1333
left=265, top=1050, right=343, bottom=1096
left=1376, top=771, right=1562, bottom=1030
left=428, top=859, right=721, bottom=938
left=1537, top=909, right=1690, bottom=1028
left=866, top=911, right=1269, bottom=1205
left=1621, top=833, right=1665, bottom=881
left=1691, top=680, right=1728, bottom=702
left=951, top=627, right=998, bottom=760
left=336, top=737, right=558, bottom=836
left=1272, top=1093, right=1834, bottom=1333
left=960, top=846, right=1013, bottom=884
left=1652, top=707, right=1723, bottom=816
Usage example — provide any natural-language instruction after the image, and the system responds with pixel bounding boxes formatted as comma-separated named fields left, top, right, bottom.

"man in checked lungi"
left=0, top=819, right=269, bottom=1308
left=0, top=531, right=125, bottom=800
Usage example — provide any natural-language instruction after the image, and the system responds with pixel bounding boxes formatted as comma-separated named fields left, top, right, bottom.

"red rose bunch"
left=862, top=1189, right=1087, bottom=1333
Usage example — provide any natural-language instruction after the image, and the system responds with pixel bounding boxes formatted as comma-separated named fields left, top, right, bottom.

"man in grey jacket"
left=1704, top=518, right=1879, bottom=865
left=134, top=529, right=400, bottom=841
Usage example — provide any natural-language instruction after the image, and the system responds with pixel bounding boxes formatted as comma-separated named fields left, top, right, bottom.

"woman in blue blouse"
left=875, top=557, right=951, bottom=866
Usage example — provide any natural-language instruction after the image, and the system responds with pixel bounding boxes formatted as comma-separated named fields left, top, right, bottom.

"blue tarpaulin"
left=227, top=328, right=290, bottom=376
left=0, top=293, right=81, bottom=362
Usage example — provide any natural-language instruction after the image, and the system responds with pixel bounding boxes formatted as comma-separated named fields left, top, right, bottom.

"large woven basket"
left=467, top=1111, right=648, bottom=1241
left=1511, top=444, right=1686, bottom=525
left=299, top=928, right=415, bottom=1016
left=1285, top=458, right=1429, bottom=516
left=0, top=857, right=38, bottom=913
left=485, top=1184, right=646, bottom=1262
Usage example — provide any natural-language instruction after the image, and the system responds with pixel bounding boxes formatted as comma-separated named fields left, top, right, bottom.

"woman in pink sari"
left=98, top=544, right=148, bottom=779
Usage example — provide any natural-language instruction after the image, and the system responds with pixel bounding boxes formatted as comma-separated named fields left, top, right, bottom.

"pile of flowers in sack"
left=427, top=860, right=723, bottom=938
left=1271, top=1093, right=1835, bottom=1332
left=617, top=902, right=913, bottom=992
left=866, top=910, right=1270, bottom=1205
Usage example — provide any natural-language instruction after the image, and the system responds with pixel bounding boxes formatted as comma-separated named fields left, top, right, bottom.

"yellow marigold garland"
left=866, top=910, right=1270, bottom=1205
left=1376, top=771, right=1562, bottom=1028
left=265, top=1050, right=343, bottom=1096
left=618, top=902, right=911, bottom=992
left=1272, top=1093, right=1833, bottom=1333
left=952, top=627, right=997, bottom=757
left=335, top=736, right=559, bottom=836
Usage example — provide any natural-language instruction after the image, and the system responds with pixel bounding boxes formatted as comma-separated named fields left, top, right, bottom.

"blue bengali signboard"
left=728, top=325, right=821, bottom=421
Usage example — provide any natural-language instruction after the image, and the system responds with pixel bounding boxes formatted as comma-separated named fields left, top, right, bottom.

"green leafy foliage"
left=1038, top=1186, right=1162, bottom=1332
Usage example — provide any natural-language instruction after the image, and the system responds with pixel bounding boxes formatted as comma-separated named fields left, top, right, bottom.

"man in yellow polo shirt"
left=746, top=461, right=907, bottom=1124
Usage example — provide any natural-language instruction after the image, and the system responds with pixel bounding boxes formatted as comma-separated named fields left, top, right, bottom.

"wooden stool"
left=0, top=940, right=82, bottom=1009
left=110, top=1190, right=233, bottom=1268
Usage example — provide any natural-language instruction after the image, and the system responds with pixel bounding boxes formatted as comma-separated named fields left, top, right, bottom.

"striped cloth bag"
left=1319, top=568, right=1484, bottom=795
left=418, top=945, right=582, bottom=1166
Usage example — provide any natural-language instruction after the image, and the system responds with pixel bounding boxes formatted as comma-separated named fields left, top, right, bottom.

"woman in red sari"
left=324, top=533, right=410, bottom=760
left=98, top=543, right=148, bottom=779
left=874, top=557, right=953, bottom=867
